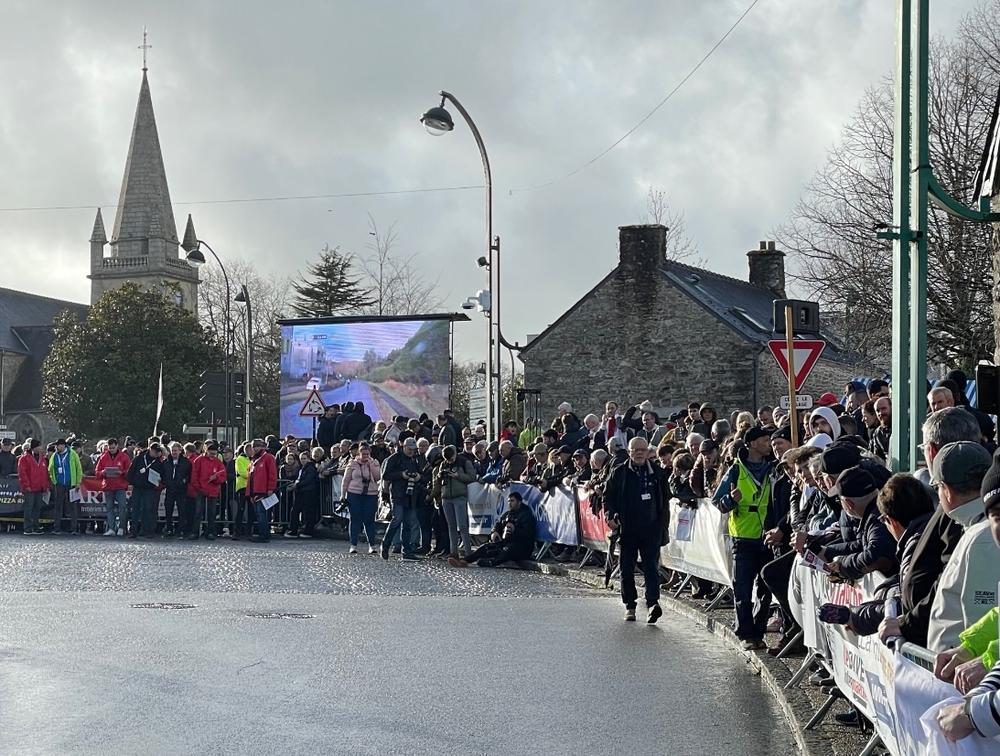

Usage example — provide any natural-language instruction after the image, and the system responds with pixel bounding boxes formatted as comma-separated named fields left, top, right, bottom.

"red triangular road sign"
left=767, top=339, right=826, bottom=392
left=299, top=388, right=326, bottom=417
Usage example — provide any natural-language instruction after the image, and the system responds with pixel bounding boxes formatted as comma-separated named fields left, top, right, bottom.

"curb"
left=523, top=560, right=825, bottom=756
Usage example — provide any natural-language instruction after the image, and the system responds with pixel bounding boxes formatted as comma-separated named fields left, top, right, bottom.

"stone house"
left=519, top=224, right=871, bottom=419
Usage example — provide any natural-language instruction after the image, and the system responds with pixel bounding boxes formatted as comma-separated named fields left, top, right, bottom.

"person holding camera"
left=432, top=444, right=478, bottom=559
left=380, top=437, right=424, bottom=561
left=343, top=442, right=382, bottom=553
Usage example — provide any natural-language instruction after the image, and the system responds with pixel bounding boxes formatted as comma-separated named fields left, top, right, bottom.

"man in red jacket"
left=247, top=438, right=278, bottom=543
left=95, top=437, right=131, bottom=536
left=191, top=442, right=226, bottom=541
left=17, top=438, right=50, bottom=535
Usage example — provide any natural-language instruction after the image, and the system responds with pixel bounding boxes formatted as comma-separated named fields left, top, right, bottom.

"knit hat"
left=807, top=433, right=832, bottom=450
left=821, top=443, right=862, bottom=476
left=979, top=450, right=1000, bottom=510
left=770, top=426, right=792, bottom=443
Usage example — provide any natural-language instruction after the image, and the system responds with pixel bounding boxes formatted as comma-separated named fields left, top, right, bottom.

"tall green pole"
left=890, top=0, right=913, bottom=472
left=909, top=0, right=930, bottom=461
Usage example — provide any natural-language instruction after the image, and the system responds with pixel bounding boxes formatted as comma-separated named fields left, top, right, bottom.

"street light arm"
left=439, top=91, right=491, bottom=192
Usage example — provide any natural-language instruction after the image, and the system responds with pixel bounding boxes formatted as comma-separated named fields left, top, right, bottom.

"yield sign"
left=299, top=388, right=326, bottom=417
left=767, top=339, right=826, bottom=392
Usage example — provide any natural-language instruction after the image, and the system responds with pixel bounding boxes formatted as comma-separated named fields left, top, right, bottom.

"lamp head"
left=234, top=287, right=248, bottom=304
left=421, top=104, right=454, bottom=136
left=185, top=243, right=206, bottom=268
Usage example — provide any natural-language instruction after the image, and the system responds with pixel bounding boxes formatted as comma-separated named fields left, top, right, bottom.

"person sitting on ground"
left=448, top=491, right=537, bottom=568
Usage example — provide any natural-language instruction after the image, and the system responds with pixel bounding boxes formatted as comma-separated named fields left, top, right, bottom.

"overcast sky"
left=0, top=0, right=981, bottom=363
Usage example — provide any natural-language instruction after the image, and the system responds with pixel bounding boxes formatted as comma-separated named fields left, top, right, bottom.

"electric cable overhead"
left=0, top=184, right=485, bottom=213
left=508, top=0, right=761, bottom=194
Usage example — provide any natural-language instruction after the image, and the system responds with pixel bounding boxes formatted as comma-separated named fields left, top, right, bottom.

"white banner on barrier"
left=466, top=482, right=579, bottom=546
left=661, top=500, right=732, bottom=587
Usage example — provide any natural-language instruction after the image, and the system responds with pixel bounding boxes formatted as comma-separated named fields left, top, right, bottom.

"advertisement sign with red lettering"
left=576, top=486, right=611, bottom=552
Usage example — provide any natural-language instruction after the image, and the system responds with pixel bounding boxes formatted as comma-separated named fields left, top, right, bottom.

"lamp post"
left=183, top=233, right=232, bottom=447
left=234, top=284, right=253, bottom=442
left=422, top=91, right=502, bottom=439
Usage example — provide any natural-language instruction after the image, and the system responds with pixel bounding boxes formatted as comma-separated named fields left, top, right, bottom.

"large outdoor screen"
left=279, top=317, right=450, bottom=438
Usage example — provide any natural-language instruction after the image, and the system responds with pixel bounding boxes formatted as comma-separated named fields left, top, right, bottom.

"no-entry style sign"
left=767, top=339, right=826, bottom=392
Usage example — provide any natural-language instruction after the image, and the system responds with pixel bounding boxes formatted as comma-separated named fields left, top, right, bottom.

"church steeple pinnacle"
left=108, top=65, right=178, bottom=259
left=89, top=208, right=107, bottom=244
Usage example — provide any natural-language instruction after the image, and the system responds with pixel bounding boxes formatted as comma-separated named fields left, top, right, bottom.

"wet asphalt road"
left=0, top=537, right=794, bottom=755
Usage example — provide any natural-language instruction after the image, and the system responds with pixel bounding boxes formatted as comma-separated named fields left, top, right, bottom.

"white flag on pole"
left=154, top=362, right=164, bottom=433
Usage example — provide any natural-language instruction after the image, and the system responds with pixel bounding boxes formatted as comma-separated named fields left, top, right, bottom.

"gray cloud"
left=0, top=0, right=979, bottom=362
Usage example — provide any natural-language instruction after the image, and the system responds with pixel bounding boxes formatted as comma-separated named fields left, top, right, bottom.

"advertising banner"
left=661, top=499, right=733, bottom=587
left=576, top=486, right=612, bottom=552
left=466, top=482, right=579, bottom=546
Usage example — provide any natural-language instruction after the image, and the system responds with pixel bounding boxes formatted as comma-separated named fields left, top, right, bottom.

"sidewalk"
left=523, top=558, right=878, bottom=756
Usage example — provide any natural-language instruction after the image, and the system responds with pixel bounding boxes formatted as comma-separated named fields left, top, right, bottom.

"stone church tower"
left=88, top=66, right=199, bottom=313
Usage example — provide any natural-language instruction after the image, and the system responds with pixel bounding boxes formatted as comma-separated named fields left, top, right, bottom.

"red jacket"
left=247, top=450, right=277, bottom=497
left=192, top=454, right=226, bottom=497
left=95, top=450, right=132, bottom=491
left=17, top=452, right=50, bottom=493
left=186, top=453, right=200, bottom=498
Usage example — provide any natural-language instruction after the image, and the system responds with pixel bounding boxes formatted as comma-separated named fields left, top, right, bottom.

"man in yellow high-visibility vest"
left=713, top=427, right=776, bottom=650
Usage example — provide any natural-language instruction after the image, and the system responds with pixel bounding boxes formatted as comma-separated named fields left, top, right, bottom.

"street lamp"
left=182, top=217, right=232, bottom=446
left=421, top=91, right=501, bottom=438
left=234, top=284, right=253, bottom=442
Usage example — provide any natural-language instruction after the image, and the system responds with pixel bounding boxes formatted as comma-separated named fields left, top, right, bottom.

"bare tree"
left=643, top=186, right=699, bottom=263
left=358, top=214, right=444, bottom=316
left=779, top=21, right=998, bottom=370
left=197, top=261, right=292, bottom=437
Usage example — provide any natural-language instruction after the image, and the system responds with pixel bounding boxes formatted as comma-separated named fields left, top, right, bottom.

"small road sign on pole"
left=767, top=339, right=827, bottom=393
left=779, top=394, right=814, bottom=411
left=299, top=389, right=326, bottom=417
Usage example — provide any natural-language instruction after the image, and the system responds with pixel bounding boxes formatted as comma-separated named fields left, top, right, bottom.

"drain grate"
left=245, top=612, right=315, bottom=620
left=130, top=602, right=197, bottom=610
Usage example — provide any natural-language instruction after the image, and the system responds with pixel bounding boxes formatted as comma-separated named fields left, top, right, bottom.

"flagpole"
left=154, top=363, right=164, bottom=436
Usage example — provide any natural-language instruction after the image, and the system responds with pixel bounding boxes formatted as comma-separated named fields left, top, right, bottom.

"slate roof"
left=0, top=288, right=88, bottom=354
left=521, top=259, right=857, bottom=366
left=0, top=288, right=88, bottom=411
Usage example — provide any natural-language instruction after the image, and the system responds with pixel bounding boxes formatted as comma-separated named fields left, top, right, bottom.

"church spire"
left=89, top=208, right=107, bottom=244
left=108, top=67, right=179, bottom=258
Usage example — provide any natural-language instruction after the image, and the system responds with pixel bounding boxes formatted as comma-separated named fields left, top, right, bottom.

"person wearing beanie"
left=820, top=467, right=896, bottom=581
left=48, top=437, right=83, bottom=535
left=17, top=438, right=49, bottom=535
left=925, top=442, right=999, bottom=654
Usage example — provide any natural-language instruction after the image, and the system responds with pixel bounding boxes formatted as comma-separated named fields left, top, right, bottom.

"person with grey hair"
left=606, top=436, right=628, bottom=467
left=928, top=386, right=956, bottom=413
left=710, top=420, right=731, bottom=445
left=686, top=433, right=705, bottom=458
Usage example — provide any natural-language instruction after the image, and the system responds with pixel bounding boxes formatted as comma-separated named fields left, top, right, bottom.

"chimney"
left=747, top=240, right=786, bottom=299
left=618, top=224, right=667, bottom=274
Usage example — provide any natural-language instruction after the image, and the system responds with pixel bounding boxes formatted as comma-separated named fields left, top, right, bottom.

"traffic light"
left=198, top=371, right=228, bottom=421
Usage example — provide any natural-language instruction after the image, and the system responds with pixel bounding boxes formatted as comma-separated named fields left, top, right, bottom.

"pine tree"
left=291, top=245, right=374, bottom=317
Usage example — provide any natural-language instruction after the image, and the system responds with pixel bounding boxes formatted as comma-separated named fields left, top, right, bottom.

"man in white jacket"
left=926, top=441, right=997, bottom=652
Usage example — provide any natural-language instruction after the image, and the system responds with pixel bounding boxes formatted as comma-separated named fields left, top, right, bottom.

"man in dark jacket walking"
left=604, top=437, right=665, bottom=624
left=0, top=437, right=15, bottom=477
left=380, top=437, right=423, bottom=560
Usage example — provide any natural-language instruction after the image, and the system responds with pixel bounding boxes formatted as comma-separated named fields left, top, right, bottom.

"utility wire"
left=0, top=184, right=485, bottom=213
left=508, top=0, right=761, bottom=194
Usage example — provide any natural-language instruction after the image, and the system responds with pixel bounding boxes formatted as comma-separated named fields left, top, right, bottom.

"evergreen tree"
left=42, top=283, right=220, bottom=438
left=291, top=245, right=374, bottom=317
